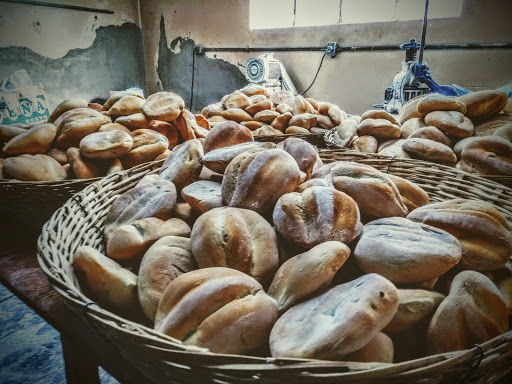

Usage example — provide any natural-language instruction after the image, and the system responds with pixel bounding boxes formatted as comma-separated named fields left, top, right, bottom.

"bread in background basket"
left=325, top=91, right=512, bottom=187
left=37, top=136, right=512, bottom=383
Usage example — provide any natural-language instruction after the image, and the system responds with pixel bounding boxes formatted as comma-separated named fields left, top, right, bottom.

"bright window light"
left=249, top=0, right=463, bottom=29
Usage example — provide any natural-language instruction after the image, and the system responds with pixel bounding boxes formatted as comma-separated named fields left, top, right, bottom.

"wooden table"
left=0, top=216, right=150, bottom=384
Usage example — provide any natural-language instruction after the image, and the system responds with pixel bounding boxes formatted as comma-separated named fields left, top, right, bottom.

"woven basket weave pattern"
left=37, top=153, right=512, bottom=384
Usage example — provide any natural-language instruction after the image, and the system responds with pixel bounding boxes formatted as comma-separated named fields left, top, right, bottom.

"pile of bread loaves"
left=0, top=90, right=209, bottom=181
left=329, top=90, right=512, bottom=177
left=71, top=130, right=512, bottom=363
left=200, top=84, right=358, bottom=136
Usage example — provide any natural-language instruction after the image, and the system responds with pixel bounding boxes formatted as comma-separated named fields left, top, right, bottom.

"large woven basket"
left=255, top=132, right=326, bottom=147
left=37, top=154, right=512, bottom=384
left=324, top=128, right=512, bottom=188
left=0, top=177, right=101, bottom=229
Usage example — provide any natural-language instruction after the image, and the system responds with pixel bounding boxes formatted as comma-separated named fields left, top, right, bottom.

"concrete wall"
left=141, top=0, right=512, bottom=114
left=0, top=0, right=146, bottom=110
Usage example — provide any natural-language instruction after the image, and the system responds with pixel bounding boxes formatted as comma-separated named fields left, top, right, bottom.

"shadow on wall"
left=0, top=22, right=146, bottom=110
left=157, top=16, right=247, bottom=113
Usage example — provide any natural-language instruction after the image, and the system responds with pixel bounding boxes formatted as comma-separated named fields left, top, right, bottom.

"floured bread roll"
left=190, top=207, right=279, bottom=286
left=269, top=273, right=398, bottom=360
left=155, top=267, right=279, bottom=354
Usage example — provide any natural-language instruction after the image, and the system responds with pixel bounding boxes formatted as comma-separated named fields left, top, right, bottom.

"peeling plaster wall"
left=0, top=0, right=145, bottom=110
left=141, top=0, right=512, bottom=114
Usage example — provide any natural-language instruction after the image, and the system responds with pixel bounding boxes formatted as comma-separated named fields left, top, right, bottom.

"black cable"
left=190, top=47, right=196, bottom=112
left=299, top=52, right=327, bottom=96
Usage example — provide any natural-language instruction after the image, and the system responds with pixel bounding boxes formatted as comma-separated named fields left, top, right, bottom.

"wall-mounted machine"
left=245, top=53, right=298, bottom=95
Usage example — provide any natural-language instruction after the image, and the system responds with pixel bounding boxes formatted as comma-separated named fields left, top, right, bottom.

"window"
left=249, top=0, right=464, bottom=30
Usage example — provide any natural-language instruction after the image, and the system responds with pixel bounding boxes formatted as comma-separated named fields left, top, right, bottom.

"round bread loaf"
left=386, top=174, right=430, bottom=211
left=201, top=141, right=275, bottom=174
left=48, top=97, right=88, bottom=123
left=400, top=117, right=427, bottom=138
left=138, top=236, right=197, bottom=321
left=245, top=100, right=272, bottom=116
left=426, top=270, right=508, bottom=354
left=45, top=147, right=68, bottom=164
left=115, top=112, right=154, bottom=130
left=332, top=120, right=358, bottom=147
left=154, top=267, right=279, bottom=354
left=285, top=126, right=309, bottom=134
left=106, top=217, right=191, bottom=261
left=276, top=103, right=294, bottom=114
left=384, top=289, right=445, bottom=333
left=104, top=178, right=177, bottom=239
left=202, top=120, right=253, bottom=154
left=55, top=108, right=111, bottom=148
left=221, top=108, right=253, bottom=123
left=353, top=217, right=462, bottom=284
left=350, top=135, right=378, bottom=153
left=408, top=126, right=452, bottom=147
left=398, top=96, right=423, bottom=125
left=315, top=114, right=336, bottom=129
left=424, top=110, right=474, bottom=138
left=416, top=94, right=467, bottom=117
left=344, top=332, right=394, bottom=363
left=98, top=122, right=132, bottom=134
left=3, top=153, right=67, bottom=181
left=253, top=125, right=284, bottom=136
left=288, top=113, right=317, bottom=129
left=357, top=118, right=401, bottom=141
left=360, top=110, right=399, bottom=125
left=458, top=90, right=508, bottom=121
left=79, top=130, right=133, bottom=159
left=474, top=113, right=512, bottom=136
left=72, top=246, right=139, bottom=316
left=253, top=110, right=280, bottom=124
left=493, top=124, right=512, bottom=142
left=3, top=123, right=57, bottom=155
left=270, top=112, right=293, bottom=132
left=293, top=95, right=315, bottom=115
left=402, top=138, right=457, bottom=164
left=142, top=92, right=184, bottom=122
left=459, top=136, right=512, bottom=176
left=66, top=147, right=104, bottom=179
left=120, top=129, right=169, bottom=169
left=407, top=198, right=512, bottom=271
left=181, top=180, right=223, bottom=214
left=190, top=207, right=279, bottom=286
left=159, top=139, right=203, bottom=191
left=328, top=106, right=349, bottom=126
left=273, top=186, right=362, bottom=248
left=0, top=124, right=26, bottom=142
left=330, top=162, right=408, bottom=221
left=107, top=95, right=145, bottom=118
left=102, top=90, right=144, bottom=111
left=379, top=146, right=411, bottom=159
left=270, top=90, right=295, bottom=106
left=268, top=241, right=350, bottom=314
left=281, top=137, right=319, bottom=180
left=222, top=148, right=302, bottom=216
left=223, top=91, right=252, bottom=110
left=174, top=109, right=202, bottom=140
left=269, top=273, right=398, bottom=360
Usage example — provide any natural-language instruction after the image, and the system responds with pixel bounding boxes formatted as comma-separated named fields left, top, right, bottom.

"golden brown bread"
left=98, top=122, right=132, bottom=134
left=3, top=153, right=67, bottom=181
left=253, top=110, right=280, bottom=124
left=79, top=130, right=133, bottom=159
left=398, top=96, right=423, bottom=125
left=293, top=95, right=315, bottom=115
left=458, top=90, right=508, bottom=121
left=73, top=246, right=140, bottom=316
left=48, top=97, right=88, bottom=123
left=181, top=180, right=223, bottom=214
left=407, top=198, right=512, bottom=271
left=400, top=117, right=427, bottom=138
left=115, top=112, right=154, bottom=130
left=288, top=113, right=317, bottom=129
left=102, top=90, right=144, bottom=111
left=106, top=217, right=191, bottom=261
left=331, top=120, right=358, bottom=147
left=120, top=129, right=169, bottom=168
left=402, top=138, right=457, bottom=164
left=221, top=148, right=302, bottom=216
left=268, top=241, right=350, bottom=314
left=2, top=123, right=56, bottom=155
left=253, top=125, right=284, bottom=136
left=55, top=108, right=111, bottom=148
left=416, top=94, right=467, bottom=117
left=459, top=136, right=512, bottom=176
left=407, top=126, right=452, bottom=147
left=269, top=273, right=398, bottom=360
left=424, top=111, right=474, bottom=138
left=190, top=207, right=279, bottom=286
left=270, top=90, right=295, bottom=107
left=360, top=110, right=399, bottom=125
left=273, top=186, right=362, bottom=248
left=331, top=162, right=409, bottom=221
left=66, top=147, right=104, bottom=179
left=0, top=124, right=26, bottom=142
left=353, top=217, right=462, bottom=284
left=426, top=270, right=508, bottom=354
left=387, top=174, right=430, bottom=211
left=159, top=139, right=203, bottom=191
left=223, top=91, right=252, bottom=110
left=245, top=100, right=272, bottom=116
left=202, top=120, right=253, bottom=154
left=221, top=108, right=253, bottom=123
left=357, top=118, right=401, bottom=141
left=141, top=92, right=184, bottom=122
left=280, top=137, right=320, bottom=180
left=104, top=178, right=177, bottom=239
left=154, top=267, right=279, bottom=354
left=137, top=236, right=197, bottom=321
left=106, top=95, right=145, bottom=118
left=350, top=135, right=378, bottom=153
left=344, top=332, right=394, bottom=363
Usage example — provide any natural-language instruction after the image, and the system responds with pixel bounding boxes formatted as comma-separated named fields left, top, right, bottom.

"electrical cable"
left=299, top=52, right=327, bottom=95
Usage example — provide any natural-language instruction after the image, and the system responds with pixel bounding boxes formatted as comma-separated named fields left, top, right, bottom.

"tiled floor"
left=0, top=283, right=119, bottom=384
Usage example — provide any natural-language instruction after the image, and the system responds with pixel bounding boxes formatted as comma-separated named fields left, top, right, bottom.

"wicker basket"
left=37, top=155, right=512, bottom=384
left=255, top=132, right=326, bottom=147
left=0, top=177, right=101, bottom=229
left=324, top=128, right=512, bottom=188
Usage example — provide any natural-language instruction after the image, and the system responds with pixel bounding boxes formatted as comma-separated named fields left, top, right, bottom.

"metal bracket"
left=326, top=42, right=338, bottom=57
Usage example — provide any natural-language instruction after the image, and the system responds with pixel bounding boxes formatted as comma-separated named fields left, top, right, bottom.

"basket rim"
left=323, top=128, right=512, bottom=180
left=36, top=156, right=512, bottom=380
